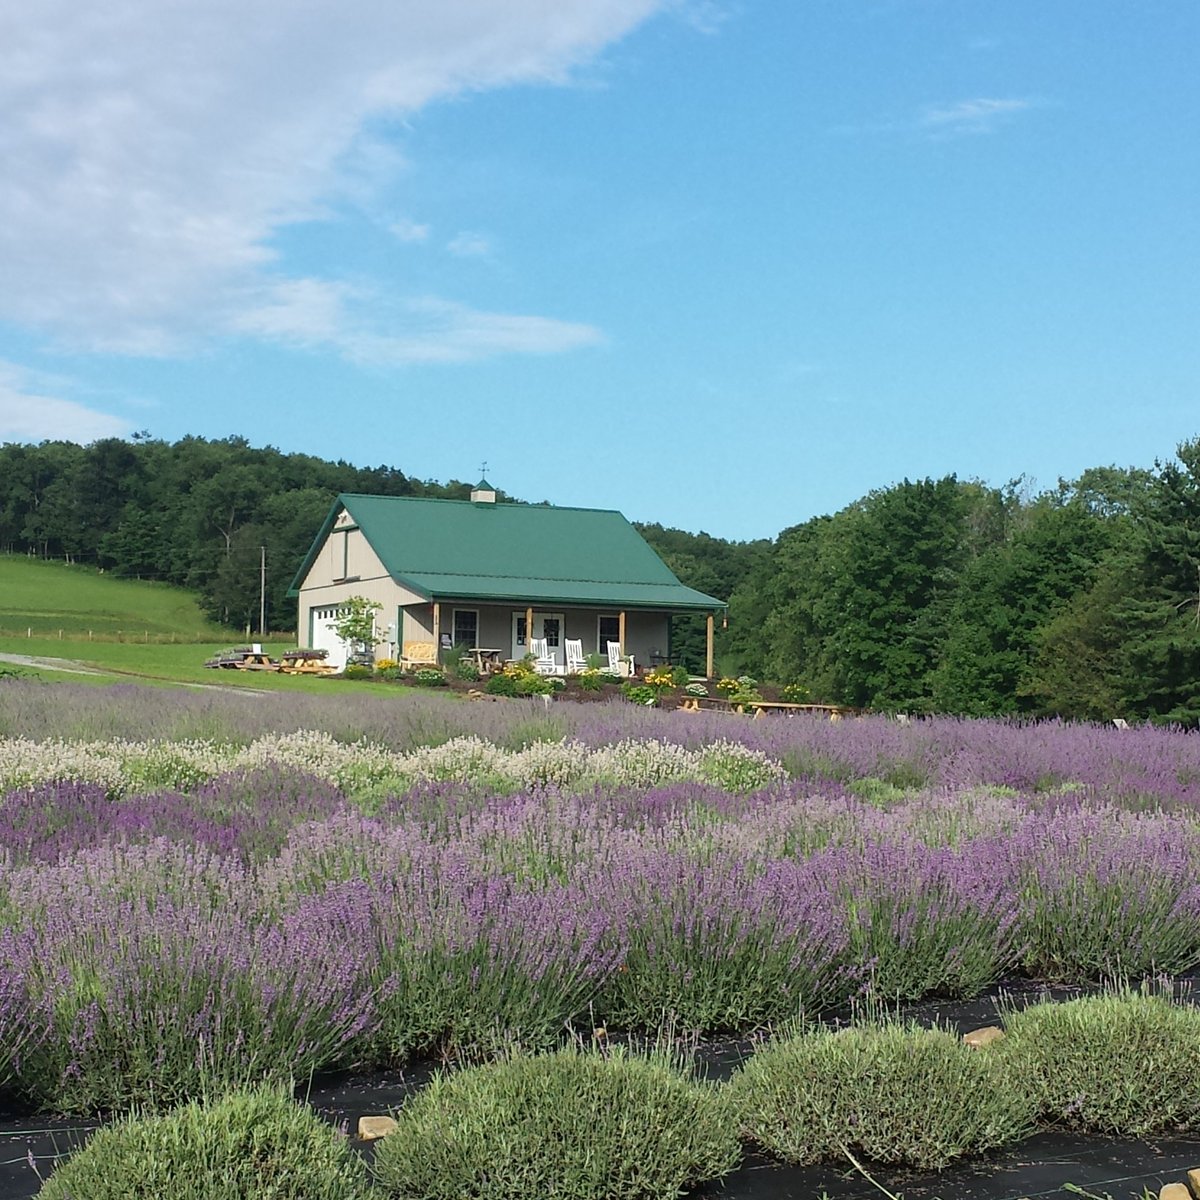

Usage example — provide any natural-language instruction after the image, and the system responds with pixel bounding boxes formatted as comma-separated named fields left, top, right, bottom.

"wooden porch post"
left=705, top=612, right=715, bottom=680
left=618, top=611, right=627, bottom=653
left=432, top=602, right=440, bottom=652
left=525, top=605, right=534, bottom=654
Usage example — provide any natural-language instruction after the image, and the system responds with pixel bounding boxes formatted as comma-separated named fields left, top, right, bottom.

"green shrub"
left=621, top=683, right=658, bottom=706
left=371, top=1045, right=739, bottom=1200
left=37, top=1085, right=372, bottom=1200
left=515, top=674, right=553, bottom=696
left=671, top=665, right=690, bottom=687
left=376, top=665, right=402, bottom=682
left=485, top=673, right=520, bottom=697
left=578, top=668, right=606, bottom=692
left=781, top=682, right=810, bottom=703
left=341, top=664, right=372, bottom=680
left=729, top=1020, right=1034, bottom=1171
left=444, top=646, right=480, bottom=682
left=411, top=668, right=446, bottom=687
left=1001, top=990, right=1200, bottom=1135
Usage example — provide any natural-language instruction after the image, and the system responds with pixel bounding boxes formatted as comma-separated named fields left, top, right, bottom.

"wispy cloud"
left=347, top=299, right=604, bottom=364
left=446, top=231, right=493, bottom=258
left=0, top=362, right=130, bottom=443
left=919, top=97, right=1033, bottom=136
left=390, top=217, right=431, bottom=243
left=675, top=0, right=735, bottom=35
left=0, top=1, right=668, bottom=357
left=230, top=284, right=602, bottom=364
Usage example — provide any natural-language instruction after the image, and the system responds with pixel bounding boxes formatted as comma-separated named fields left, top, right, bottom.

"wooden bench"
left=398, top=641, right=438, bottom=669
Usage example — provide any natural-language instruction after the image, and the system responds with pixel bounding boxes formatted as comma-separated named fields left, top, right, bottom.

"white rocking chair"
left=530, top=637, right=558, bottom=676
left=564, top=638, right=586, bottom=674
left=606, top=640, right=634, bottom=678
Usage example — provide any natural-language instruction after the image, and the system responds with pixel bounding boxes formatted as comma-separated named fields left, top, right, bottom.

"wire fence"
left=0, top=628, right=296, bottom=644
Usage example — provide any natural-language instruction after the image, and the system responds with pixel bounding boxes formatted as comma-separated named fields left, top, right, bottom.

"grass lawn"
left=0, top=557, right=416, bottom=695
left=0, top=637, right=409, bottom=696
left=0, top=555, right=230, bottom=639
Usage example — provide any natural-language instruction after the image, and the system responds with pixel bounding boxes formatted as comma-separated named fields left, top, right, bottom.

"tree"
left=331, top=597, right=382, bottom=662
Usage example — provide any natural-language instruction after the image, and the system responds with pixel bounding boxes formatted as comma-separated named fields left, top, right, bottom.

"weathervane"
left=479, top=461, right=489, bottom=477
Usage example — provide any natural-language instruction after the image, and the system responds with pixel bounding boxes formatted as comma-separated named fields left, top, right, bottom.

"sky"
left=1, top=1, right=1198, bottom=542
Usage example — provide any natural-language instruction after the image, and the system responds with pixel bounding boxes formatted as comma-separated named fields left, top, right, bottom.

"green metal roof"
left=288, top=494, right=726, bottom=611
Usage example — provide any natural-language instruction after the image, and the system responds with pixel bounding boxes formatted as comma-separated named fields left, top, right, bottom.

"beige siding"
left=297, top=524, right=425, bottom=658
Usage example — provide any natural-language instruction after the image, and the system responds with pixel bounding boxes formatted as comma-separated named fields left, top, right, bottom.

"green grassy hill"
left=0, top=555, right=232, bottom=640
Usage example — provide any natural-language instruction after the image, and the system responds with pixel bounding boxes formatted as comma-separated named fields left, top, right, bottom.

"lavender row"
left=3, top=680, right=1198, bottom=805
left=0, top=773, right=1198, bottom=1113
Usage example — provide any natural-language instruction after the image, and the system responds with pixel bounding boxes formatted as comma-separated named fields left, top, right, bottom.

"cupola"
left=470, top=477, right=497, bottom=504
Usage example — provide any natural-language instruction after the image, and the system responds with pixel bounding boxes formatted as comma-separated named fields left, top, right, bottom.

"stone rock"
left=1186, top=1169, right=1200, bottom=1198
left=1161, top=1184, right=1191, bottom=1200
left=962, top=1026, right=1004, bottom=1049
left=357, top=1115, right=398, bottom=1141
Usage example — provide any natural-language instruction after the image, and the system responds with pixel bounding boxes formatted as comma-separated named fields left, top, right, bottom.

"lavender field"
left=1, top=680, right=1199, bottom=1117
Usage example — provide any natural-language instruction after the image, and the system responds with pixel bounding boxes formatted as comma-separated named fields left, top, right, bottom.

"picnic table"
left=278, top=650, right=336, bottom=675
left=464, top=647, right=504, bottom=673
left=745, top=701, right=856, bottom=720
left=678, top=696, right=855, bottom=720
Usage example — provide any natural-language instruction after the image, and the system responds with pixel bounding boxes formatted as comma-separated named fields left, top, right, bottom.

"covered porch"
left=396, top=599, right=722, bottom=678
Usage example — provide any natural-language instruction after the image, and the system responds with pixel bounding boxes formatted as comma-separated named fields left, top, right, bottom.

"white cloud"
left=676, top=1, right=735, bottom=36
left=390, top=218, right=432, bottom=243
left=231, top=287, right=602, bottom=364
left=230, top=279, right=362, bottom=347
left=919, top=97, right=1032, bottom=135
left=447, top=231, right=493, bottom=258
left=0, top=1, right=668, bottom=355
left=0, top=362, right=130, bottom=443
left=348, top=299, right=604, bottom=364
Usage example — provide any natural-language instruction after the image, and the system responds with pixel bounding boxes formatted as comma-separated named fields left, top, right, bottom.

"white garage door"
left=311, top=605, right=347, bottom=670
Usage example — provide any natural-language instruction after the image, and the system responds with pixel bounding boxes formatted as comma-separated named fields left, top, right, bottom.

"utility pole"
left=259, top=545, right=267, bottom=637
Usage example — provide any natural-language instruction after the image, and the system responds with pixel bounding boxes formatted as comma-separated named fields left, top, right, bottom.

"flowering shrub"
left=412, top=668, right=447, bottom=687
left=781, top=683, right=810, bottom=703
left=684, top=682, right=709, bottom=697
left=643, top=667, right=676, bottom=694
left=1, top=701, right=1200, bottom=1120
left=578, top=668, right=607, bottom=692
left=715, top=678, right=739, bottom=696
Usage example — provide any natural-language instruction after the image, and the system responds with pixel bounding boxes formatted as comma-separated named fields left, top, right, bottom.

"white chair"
left=564, top=638, right=586, bottom=674
left=606, top=640, right=633, bottom=678
left=530, top=637, right=558, bottom=675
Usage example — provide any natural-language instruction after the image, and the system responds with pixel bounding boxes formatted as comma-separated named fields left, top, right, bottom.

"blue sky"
left=2, top=1, right=1197, bottom=541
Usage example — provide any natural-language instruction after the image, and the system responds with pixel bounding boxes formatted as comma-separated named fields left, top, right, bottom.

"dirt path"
left=0, top=652, right=273, bottom=694
left=0, top=652, right=106, bottom=676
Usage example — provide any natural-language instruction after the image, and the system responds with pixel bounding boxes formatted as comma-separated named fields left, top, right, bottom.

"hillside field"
left=0, top=555, right=235, bottom=640
left=0, top=557, right=397, bottom=692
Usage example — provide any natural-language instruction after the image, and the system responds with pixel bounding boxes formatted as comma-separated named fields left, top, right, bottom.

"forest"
left=1, top=434, right=1198, bottom=723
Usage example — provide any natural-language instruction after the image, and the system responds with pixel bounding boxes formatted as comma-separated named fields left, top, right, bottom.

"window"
left=598, top=615, right=620, bottom=652
left=543, top=617, right=560, bottom=648
left=515, top=615, right=526, bottom=647
left=452, top=609, right=478, bottom=648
